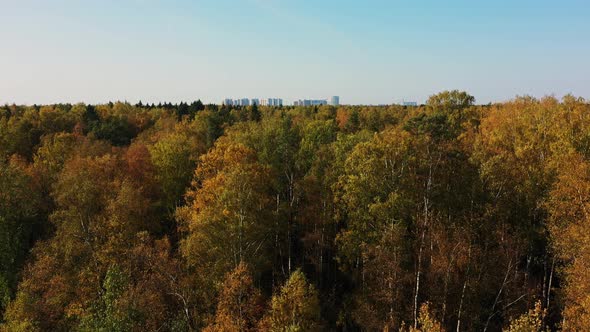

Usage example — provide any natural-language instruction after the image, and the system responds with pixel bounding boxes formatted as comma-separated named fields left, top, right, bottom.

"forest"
left=1, top=90, right=589, bottom=331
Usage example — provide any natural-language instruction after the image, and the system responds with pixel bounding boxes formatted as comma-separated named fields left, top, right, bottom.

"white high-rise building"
left=261, top=98, right=283, bottom=106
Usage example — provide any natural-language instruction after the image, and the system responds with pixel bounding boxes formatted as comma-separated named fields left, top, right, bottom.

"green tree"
left=249, top=103, right=261, bottom=122
left=78, top=266, right=135, bottom=332
left=426, top=90, right=475, bottom=110
left=89, top=116, right=136, bottom=146
left=259, top=270, right=323, bottom=331
left=149, top=133, right=197, bottom=213
left=0, top=160, right=41, bottom=316
left=0, top=109, right=42, bottom=160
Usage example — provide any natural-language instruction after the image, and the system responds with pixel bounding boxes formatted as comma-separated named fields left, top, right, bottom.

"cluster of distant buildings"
left=222, top=96, right=340, bottom=107
left=223, top=98, right=283, bottom=107
left=402, top=101, right=418, bottom=106
left=293, top=96, right=340, bottom=107
left=220, top=96, right=422, bottom=107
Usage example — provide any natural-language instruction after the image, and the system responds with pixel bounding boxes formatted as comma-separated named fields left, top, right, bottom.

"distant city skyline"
left=1, top=1, right=589, bottom=105
left=224, top=96, right=341, bottom=107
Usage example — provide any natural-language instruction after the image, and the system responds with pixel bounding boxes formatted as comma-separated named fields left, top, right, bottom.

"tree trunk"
left=483, top=258, right=512, bottom=332
left=546, top=256, right=555, bottom=310
left=456, top=246, right=471, bottom=332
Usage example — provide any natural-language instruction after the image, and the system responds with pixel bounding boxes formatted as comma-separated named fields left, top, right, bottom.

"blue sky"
left=1, top=0, right=589, bottom=105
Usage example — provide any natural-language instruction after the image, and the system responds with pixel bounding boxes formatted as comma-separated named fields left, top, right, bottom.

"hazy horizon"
left=1, top=0, right=589, bottom=105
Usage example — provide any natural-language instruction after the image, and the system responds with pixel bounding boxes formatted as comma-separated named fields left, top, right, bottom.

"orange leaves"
left=205, top=262, right=264, bottom=332
left=336, top=109, right=351, bottom=130
left=124, top=142, right=155, bottom=186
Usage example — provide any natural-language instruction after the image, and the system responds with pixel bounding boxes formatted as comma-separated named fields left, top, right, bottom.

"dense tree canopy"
left=1, top=93, right=589, bottom=331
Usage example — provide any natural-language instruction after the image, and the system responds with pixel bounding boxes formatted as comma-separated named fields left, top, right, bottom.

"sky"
left=1, top=0, right=589, bottom=105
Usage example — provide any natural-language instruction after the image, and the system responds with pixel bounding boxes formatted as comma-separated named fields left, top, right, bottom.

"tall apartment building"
left=260, top=98, right=283, bottom=106
left=222, top=98, right=250, bottom=106
left=330, top=96, right=340, bottom=106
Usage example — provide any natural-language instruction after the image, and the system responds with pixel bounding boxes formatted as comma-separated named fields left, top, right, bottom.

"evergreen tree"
left=249, top=103, right=261, bottom=122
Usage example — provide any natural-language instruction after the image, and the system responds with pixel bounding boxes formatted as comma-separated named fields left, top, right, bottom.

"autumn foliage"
left=1, top=93, right=590, bottom=331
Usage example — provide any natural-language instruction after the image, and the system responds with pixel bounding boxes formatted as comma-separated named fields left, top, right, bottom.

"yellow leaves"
left=194, top=138, right=258, bottom=181
left=562, top=294, right=590, bottom=331
left=179, top=139, right=274, bottom=280
left=545, top=153, right=590, bottom=331
left=259, top=270, right=323, bottom=332
left=2, top=291, right=41, bottom=332
left=475, top=95, right=586, bottom=182
left=503, top=301, right=545, bottom=332
left=471, top=96, right=584, bottom=215
left=399, top=303, right=444, bottom=332
left=63, top=302, right=85, bottom=322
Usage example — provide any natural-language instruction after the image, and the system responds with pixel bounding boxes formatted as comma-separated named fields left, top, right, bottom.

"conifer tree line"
left=1, top=91, right=589, bottom=331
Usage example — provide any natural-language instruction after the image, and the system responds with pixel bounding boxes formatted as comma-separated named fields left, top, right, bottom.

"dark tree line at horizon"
left=1, top=90, right=590, bottom=331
